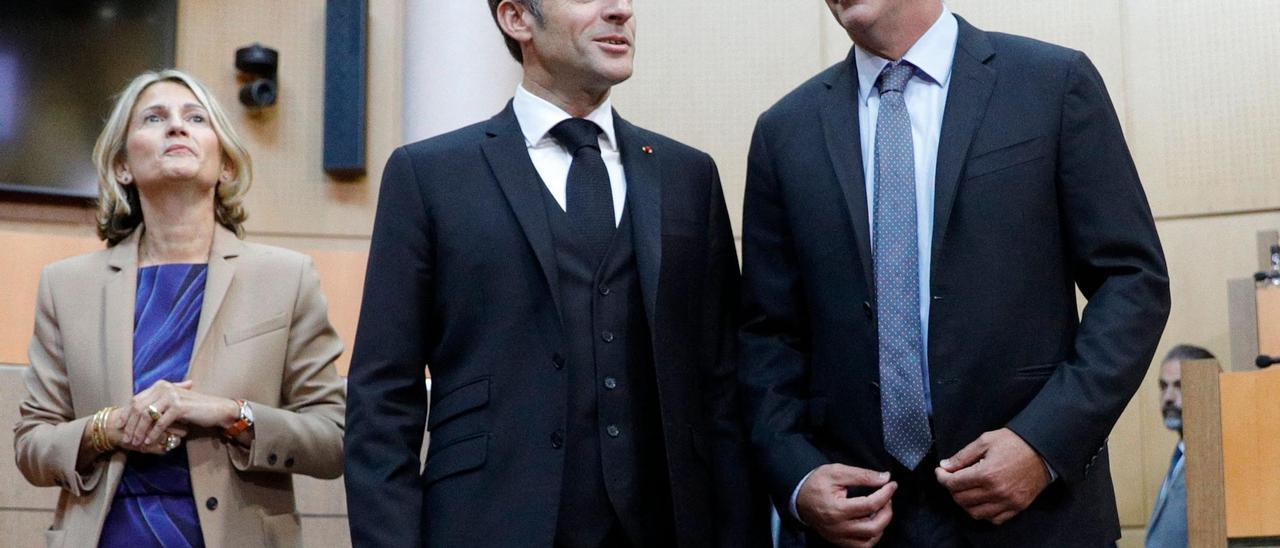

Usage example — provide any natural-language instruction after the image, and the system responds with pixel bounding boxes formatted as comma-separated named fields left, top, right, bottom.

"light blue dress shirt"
left=789, top=7, right=958, bottom=520
left=855, top=8, right=957, bottom=414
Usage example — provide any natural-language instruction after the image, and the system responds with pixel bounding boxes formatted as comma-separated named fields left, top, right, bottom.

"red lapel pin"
left=642, top=145, right=653, bottom=154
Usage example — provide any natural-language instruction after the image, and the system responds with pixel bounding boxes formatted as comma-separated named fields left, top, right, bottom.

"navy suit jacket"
left=345, top=103, right=767, bottom=547
left=739, top=16, right=1170, bottom=546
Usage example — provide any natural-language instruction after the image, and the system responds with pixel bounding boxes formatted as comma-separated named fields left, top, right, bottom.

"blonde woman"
left=14, top=69, right=346, bottom=548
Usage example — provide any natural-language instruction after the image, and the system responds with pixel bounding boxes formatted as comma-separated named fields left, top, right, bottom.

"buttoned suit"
left=344, top=103, right=766, bottom=547
left=739, top=16, right=1170, bottom=546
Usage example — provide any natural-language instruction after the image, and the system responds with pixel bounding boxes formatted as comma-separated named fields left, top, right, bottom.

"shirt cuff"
left=1043, top=456, right=1058, bottom=482
left=789, top=468, right=818, bottom=524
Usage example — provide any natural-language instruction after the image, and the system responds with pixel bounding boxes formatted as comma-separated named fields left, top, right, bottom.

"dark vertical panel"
left=323, top=0, right=367, bottom=178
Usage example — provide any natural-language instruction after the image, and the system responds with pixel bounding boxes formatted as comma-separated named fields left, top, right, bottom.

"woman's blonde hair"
left=93, top=69, right=253, bottom=245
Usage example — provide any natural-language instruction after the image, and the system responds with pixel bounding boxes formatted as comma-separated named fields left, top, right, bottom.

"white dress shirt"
left=511, top=85, right=627, bottom=226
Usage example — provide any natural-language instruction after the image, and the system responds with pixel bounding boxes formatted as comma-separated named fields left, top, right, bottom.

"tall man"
left=344, top=0, right=764, bottom=546
left=1146, top=345, right=1212, bottom=548
left=739, top=0, right=1170, bottom=546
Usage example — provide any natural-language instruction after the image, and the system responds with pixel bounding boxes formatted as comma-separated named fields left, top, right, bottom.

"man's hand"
left=935, top=428, right=1051, bottom=525
left=796, top=463, right=897, bottom=547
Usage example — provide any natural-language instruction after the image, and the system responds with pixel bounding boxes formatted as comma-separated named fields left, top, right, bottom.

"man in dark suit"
left=739, top=0, right=1170, bottom=546
left=344, top=0, right=764, bottom=546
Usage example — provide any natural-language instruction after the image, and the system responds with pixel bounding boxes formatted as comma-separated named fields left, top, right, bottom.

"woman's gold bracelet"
left=90, top=406, right=116, bottom=453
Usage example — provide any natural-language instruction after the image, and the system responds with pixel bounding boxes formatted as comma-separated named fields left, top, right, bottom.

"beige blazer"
left=14, top=226, right=346, bottom=548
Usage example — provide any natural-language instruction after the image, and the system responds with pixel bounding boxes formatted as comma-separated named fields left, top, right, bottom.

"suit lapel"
left=190, top=225, right=241, bottom=381
left=614, top=114, right=661, bottom=327
left=931, top=16, right=996, bottom=265
left=1150, top=478, right=1170, bottom=528
left=1150, top=447, right=1184, bottom=529
left=821, top=50, right=875, bottom=294
left=104, top=231, right=140, bottom=401
left=482, top=102, right=563, bottom=317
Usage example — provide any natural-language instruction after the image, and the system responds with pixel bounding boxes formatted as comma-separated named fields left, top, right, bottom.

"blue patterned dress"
left=99, top=264, right=208, bottom=548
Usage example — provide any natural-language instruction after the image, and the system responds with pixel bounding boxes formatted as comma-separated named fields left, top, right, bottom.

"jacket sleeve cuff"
left=226, top=402, right=288, bottom=473
left=1007, top=416, right=1084, bottom=483
left=57, top=416, right=106, bottom=496
left=765, top=435, right=828, bottom=511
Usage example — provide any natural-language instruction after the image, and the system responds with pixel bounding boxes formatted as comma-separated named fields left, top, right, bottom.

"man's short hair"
left=1162, top=344, right=1215, bottom=364
left=488, top=0, right=544, bottom=64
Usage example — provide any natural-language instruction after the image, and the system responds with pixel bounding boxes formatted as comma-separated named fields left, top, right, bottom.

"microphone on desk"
left=1254, top=354, right=1279, bottom=369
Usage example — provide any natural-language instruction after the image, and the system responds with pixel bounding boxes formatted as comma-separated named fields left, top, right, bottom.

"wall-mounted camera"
left=235, top=43, right=278, bottom=108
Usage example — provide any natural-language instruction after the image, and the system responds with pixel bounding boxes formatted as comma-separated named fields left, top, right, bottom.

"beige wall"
left=2, top=1, right=1277, bottom=546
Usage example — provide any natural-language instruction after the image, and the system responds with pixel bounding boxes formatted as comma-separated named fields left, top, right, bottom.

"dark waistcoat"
left=542, top=189, right=673, bottom=548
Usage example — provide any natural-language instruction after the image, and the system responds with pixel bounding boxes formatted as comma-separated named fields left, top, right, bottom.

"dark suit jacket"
left=739, top=16, right=1170, bottom=546
left=345, top=103, right=767, bottom=547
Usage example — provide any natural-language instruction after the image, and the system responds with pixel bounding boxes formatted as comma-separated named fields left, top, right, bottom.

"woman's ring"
left=164, top=433, right=180, bottom=452
left=146, top=404, right=163, bottom=422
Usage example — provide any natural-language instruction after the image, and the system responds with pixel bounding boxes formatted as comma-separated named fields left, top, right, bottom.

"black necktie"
left=550, top=118, right=615, bottom=263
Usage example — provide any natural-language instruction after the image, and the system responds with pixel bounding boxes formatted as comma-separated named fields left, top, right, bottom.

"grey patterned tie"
left=873, top=61, right=932, bottom=469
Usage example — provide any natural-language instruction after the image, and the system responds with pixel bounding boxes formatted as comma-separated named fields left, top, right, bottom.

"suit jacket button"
left=863, top=301, right=873, bottom=319
left=551, top=430, right=564, bottom=449
left=285, top=457, right=295, bottom=468
left=601, top=331, right=615, bottom=343
left=606, top=425, right=621, bottom=438
left=599, top=285, right=611, bottom=296
left=604, top=377, right=617, bottom=390
left=552, top=354, right=565, bottom=370
left=206, top=497, right=219, bottom=510
left=268, top=453, right=278, bottom=465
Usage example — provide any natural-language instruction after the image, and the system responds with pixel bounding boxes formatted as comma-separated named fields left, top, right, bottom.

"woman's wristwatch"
left=223, top=399, right=255, bottom=438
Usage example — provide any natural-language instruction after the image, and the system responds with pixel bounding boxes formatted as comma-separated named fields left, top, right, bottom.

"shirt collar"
left=512, top=84, right=618, bottom=151
left=853, top=7, right=958, bottom=105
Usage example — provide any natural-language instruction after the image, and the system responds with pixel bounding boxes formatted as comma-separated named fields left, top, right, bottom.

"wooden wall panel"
left=0, top=366, right=60, bottom=510
left=1109, top=391, right=1148, bottom=526
left=0, top=231, right=367, bottom=377
left=1118, top=526, right=1145, bottom=548
left=175, top=0, right=402, bottom=238
left=1257, top=287, right=1280, bottom=359
left=0, top=511, right=52, bottom=548
left=1219, top=367, right=1280, bottom=538
left=609, top=1, right=832, bottom=236
left=1183, top=359, right=1227, bottom=548
left=1123, top=0, right=1280, bottom=218
left=0, top=231, right=103, bottom=364
left=308, top=248, right=366, bottom=376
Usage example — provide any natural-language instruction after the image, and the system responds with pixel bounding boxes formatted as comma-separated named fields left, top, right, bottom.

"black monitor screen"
left=0, top=0, right=176, bottom=200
